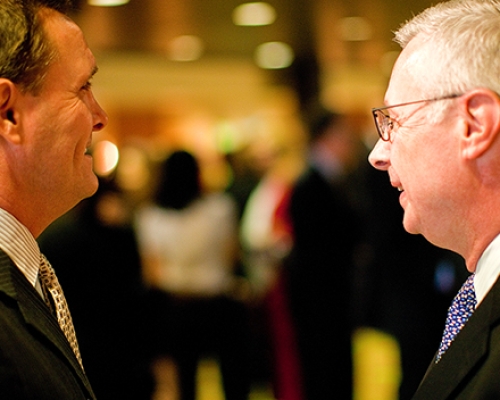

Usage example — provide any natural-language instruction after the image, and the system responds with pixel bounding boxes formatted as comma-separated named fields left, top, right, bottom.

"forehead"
left=386, top=35, right=432, bottom=105
left=40, top=8, right=95, bottom=78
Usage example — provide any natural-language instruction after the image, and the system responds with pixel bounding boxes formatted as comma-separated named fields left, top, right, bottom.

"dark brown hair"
left=155, top=150, right=202, bottom=210
left=0, top=0, right=74, bottom=94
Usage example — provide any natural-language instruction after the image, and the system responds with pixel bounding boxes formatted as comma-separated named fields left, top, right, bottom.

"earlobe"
left=0, top=79, right=21, bottom=145
left=460, top=89, right=500, bottom=160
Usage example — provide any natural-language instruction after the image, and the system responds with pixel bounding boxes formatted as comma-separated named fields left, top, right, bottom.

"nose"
left=91, top=94, right=109, bottom=132
left=368, top=139, right=391, bottom=171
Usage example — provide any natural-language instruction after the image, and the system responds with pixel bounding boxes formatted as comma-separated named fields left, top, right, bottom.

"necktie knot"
left=39, top=254, right=84, bottom=371
left=436, top=273, right=476, bottom=362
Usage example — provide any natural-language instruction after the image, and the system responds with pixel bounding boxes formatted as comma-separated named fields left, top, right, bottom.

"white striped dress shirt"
left=0, top=208, right=41, bottom=294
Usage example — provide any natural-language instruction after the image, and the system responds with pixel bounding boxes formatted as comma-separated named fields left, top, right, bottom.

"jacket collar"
left=412, top=275, right=500, bottom=399
left=0, top=250, right=95, bottom=399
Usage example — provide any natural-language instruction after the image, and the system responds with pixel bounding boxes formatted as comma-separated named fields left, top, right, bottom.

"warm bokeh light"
left=254, top=41, right=294, bottom=69
left=115, top=146, right=151, bottom=193
left=232, top=2, right=276, bottom=26
left=93, top=140, right=120, bottom=177
left=88, top=0, right=130, bottom=6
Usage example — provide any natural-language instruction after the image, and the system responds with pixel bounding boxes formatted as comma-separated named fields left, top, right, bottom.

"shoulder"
left=200, top=192, right=237, bottom=214
left=134, top=203, right=170, bottom=227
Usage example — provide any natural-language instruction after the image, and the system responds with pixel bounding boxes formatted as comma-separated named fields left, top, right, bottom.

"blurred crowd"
left=38, top=106, right=465, bottom=400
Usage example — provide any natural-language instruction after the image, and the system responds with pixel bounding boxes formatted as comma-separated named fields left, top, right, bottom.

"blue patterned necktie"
left=436, top=273, right=476, bottom=363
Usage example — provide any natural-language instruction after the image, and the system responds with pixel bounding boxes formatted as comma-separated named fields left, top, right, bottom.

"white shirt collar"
left=0, top=208, right=40, bottom=288
left=474, top=233, right=500, bottom=306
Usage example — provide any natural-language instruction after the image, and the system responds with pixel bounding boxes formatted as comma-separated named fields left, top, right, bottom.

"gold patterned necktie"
left=39, top=254, right=84, bottom=371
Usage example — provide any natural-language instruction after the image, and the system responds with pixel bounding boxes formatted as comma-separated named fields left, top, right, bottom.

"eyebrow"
left=78, top=65, right=99, bottom=91
left=90, top=65, right=99, bottom=78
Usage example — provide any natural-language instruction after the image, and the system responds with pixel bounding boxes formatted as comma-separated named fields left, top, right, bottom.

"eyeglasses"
left=371, top=93, right=463, bottom=142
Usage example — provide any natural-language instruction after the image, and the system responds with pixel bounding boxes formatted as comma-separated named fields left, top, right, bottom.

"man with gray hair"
left=369, top=0, right=500, bottom=398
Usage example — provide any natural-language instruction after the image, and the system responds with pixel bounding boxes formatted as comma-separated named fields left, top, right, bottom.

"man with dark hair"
left=0, top=0, right=108, bottom=398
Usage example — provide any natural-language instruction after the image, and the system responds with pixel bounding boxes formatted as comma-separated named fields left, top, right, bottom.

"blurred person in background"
left=134, top=150, right=251, bottom=400
left=239, top=134, right=305, bottom=400
left=284, top=109, right=365, bottom=399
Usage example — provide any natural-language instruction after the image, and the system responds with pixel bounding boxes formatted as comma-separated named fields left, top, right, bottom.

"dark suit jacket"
left=0, top=249, right=95, bottom=399
left=412, top=275, right=500, bottom=400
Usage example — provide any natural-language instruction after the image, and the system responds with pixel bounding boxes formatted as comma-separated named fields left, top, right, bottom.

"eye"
left=381, top=115, right=392, bottom=131
left=81, top=81, right=92, bottom=91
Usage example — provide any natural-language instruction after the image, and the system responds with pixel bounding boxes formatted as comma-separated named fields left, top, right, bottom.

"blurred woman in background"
left=135, top=150, right=250, bottom=400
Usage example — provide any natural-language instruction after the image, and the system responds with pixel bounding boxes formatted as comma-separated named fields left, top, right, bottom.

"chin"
left=402, top=215, right=421, bottom=235
left=88, top=178, right=99, bottom=197
left=80, top=173, right=99, bottom=199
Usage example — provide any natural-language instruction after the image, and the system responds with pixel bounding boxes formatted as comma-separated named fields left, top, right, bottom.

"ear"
left=0, top=79, right=21, bottom=145
left=460, top=88, right=500, bottom=160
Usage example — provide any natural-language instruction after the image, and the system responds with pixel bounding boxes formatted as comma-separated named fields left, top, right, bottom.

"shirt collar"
left=474, top=233, right=500, bottom=306
left=0, top=208, right=40, bottom=288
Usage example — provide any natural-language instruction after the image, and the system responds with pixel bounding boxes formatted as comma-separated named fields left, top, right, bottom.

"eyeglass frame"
left=371, top=93, right=463, bottom=142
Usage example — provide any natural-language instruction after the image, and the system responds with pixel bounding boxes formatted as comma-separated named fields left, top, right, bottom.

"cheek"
left=57, top=108, right=89, bottom=150
left=391, top=140, right=432, bottom=205
left=404, top=154, right=449, bottom=217
left=391, top=139, right=415, bottom=176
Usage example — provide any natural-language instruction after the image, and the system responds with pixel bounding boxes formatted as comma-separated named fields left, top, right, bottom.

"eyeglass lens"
left=373, top=110, right=391, bottom=141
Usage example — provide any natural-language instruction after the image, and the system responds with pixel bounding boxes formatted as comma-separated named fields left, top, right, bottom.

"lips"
left=84, top=136, right=93, bottom=155
left=390, top=180, right=404, bottom=192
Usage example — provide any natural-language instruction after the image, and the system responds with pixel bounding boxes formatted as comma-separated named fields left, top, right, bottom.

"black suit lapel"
left=0, top=250, right=95, bottom=399
left=412, top=276, right=500, bottom=400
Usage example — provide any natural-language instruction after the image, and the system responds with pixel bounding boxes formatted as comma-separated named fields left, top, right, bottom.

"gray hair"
left=394, top=0, right=500, bottom=98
